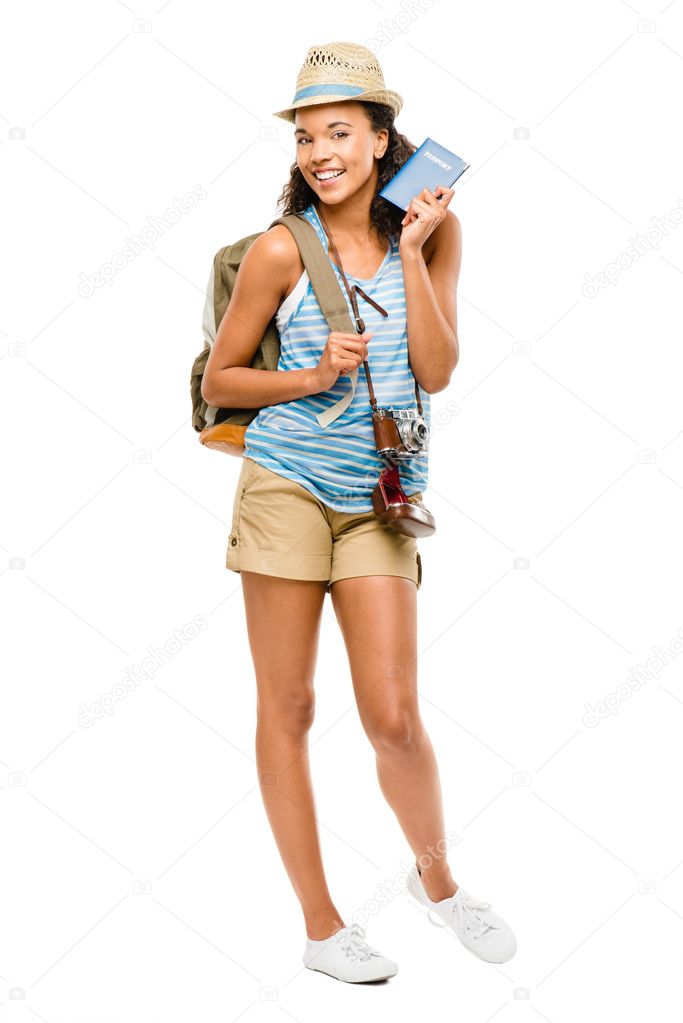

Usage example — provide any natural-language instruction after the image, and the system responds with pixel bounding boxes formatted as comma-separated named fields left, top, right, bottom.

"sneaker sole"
left=473, top=942, right=517, bottom=963
left=303, top=961, right=398, bottom=982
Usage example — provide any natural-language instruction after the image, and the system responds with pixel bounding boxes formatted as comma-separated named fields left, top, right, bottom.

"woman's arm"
left=401, top=208, right=462, bottom=394
left=201, top=227, right=318, bottom=408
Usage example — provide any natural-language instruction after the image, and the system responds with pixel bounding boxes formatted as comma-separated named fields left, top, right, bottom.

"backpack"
left=190, top=212, right=358, bottom=455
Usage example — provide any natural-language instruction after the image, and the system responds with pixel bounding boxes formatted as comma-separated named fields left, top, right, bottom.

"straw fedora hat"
left=272, top=41, right=403, bottom=123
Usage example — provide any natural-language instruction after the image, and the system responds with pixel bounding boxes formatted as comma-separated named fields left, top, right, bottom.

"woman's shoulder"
left=247, top=222, right=304, bottom=301
left=256, top=221, right=302, bottom=266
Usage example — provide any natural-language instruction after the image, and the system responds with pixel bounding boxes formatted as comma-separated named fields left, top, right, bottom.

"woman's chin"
left=316, top=186, right=351, bottom=204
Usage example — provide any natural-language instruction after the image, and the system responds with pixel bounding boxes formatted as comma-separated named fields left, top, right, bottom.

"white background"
left=2, top=0, right=683, bottom=1019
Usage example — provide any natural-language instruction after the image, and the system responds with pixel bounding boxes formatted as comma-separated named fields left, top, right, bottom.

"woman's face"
left=294, top=102, right=388, bottom=204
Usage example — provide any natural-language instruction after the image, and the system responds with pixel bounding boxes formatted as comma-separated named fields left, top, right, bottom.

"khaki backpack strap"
left=269, top=214, right=359, bottom=428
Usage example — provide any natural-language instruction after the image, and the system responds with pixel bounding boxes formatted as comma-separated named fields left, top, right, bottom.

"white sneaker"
left=405, top=863, right=517, bottom=963
left=303, top=922, right=398, bottom=982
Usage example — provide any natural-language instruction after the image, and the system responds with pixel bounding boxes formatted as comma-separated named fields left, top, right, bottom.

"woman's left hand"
left=399, top=185, right=455, bottom=257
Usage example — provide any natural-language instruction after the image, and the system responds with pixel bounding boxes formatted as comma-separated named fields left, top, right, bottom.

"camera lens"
left=409, top=421, right=427, bottom=445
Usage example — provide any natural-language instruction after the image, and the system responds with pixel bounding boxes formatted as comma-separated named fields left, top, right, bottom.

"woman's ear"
left=373, top=127, right=389, bottom=160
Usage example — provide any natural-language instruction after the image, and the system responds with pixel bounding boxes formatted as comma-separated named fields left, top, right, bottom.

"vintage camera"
left=372, top=405, right=429, bottom=462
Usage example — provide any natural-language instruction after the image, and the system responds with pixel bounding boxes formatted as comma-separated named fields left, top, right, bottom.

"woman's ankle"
left=304, top=910, right=347, bottom=940
left=417, top=861, right=458, bottom=901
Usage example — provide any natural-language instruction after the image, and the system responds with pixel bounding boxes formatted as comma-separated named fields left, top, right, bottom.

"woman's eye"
left=297, top=131, right=348, bottom=145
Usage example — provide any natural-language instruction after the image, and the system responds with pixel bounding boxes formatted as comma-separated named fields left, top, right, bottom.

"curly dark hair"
left=274, top=101, right=418, bottom=249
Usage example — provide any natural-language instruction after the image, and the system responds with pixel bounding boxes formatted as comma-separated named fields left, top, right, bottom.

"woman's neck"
left=314, top=200, right=377, bottom=247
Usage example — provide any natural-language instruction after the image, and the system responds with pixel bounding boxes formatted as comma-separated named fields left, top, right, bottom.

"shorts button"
left=230, top=536, right=238, bottom=546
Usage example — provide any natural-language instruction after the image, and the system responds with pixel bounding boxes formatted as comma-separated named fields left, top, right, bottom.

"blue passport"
left=379, top=137, right=469, bottom=211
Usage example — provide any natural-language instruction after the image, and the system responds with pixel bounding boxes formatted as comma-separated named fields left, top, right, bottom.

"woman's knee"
left=366, top=708, right=423, bottom=753
left=257, top=683, right=316, bottom=735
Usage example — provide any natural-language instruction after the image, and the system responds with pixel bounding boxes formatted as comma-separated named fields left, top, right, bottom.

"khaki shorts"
left=226, top=456, right=423, bottom=592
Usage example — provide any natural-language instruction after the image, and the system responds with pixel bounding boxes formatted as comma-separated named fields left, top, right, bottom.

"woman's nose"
left=310, top=143, right=332, bottom=163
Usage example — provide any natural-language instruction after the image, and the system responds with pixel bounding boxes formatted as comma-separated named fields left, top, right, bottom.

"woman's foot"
left=303, top=922, right=398, bottom=982
left=406, top=863, right=517, bottom=963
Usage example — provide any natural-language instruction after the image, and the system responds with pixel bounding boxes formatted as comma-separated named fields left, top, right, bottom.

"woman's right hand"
left=310, top=331, right=373, bottom=392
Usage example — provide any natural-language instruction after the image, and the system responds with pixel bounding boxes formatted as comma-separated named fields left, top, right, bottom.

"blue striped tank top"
left=243, top=201, right=430, bottom=512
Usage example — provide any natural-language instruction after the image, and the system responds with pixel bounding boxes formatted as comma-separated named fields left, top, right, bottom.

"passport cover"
left=379, top=137, right=469, bottom=211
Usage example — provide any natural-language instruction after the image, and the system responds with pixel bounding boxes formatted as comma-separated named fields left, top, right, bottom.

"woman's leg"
left=330, top=574, right=459, bottom=902
left=241, top=570, right=346, bottom=939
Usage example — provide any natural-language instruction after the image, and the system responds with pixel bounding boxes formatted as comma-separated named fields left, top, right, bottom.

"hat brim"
left=272, top=89, right=403, bottom=123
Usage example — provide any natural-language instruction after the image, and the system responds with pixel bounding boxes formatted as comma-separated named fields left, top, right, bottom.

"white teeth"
left=315, top=169, right=344, bottom=180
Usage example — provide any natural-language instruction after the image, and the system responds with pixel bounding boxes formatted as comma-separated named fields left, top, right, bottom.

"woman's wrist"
left=398, top=243, right=426, bottom=265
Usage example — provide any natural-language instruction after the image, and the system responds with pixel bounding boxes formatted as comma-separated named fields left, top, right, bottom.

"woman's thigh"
left=329, top=575, right=419, bottom=742
left=241, top=571, right=327, bottom=722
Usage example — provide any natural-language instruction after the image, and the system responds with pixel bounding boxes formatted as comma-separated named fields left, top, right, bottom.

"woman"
left=202, top=42, right=516, bottom=983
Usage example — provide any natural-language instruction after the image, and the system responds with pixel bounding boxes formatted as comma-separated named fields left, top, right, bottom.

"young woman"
left=202, top=42, right=516, bottom=983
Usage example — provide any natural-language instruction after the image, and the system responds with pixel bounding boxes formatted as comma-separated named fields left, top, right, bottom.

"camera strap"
left=317, top=206, right=437, bottom=539
left=316, top=207, right=424, bottom=417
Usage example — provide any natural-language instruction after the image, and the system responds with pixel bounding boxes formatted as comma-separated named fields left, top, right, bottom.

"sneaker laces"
left=333, top=923, right=375, bottom=962
left=452, top=890, right=494, bottom=939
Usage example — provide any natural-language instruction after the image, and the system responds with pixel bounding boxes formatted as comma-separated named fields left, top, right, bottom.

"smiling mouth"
left=313, top=169, right=346, bottom=182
